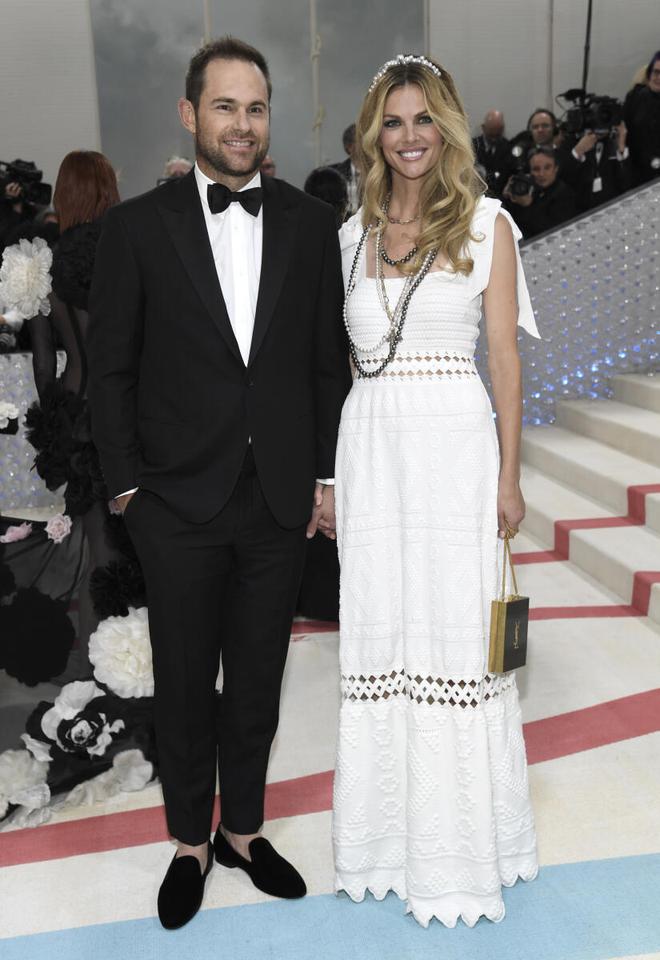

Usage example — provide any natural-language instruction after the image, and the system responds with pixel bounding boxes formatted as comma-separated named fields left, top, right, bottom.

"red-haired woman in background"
left=25, top=151, right=132, bottom=676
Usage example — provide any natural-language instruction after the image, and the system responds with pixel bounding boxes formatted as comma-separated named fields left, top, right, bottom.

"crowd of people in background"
left=1, top=47, right=659, bottom=333
left=308, top=49, right=660, bottom=238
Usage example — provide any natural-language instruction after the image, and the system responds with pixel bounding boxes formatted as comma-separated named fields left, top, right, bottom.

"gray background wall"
left=1, top=1, right=658, bottom=200
left=428, top=0, right=659, bottom=140
left=90, top=0, right=423, bottom=199
left=0, top=0, right=100, bottom=193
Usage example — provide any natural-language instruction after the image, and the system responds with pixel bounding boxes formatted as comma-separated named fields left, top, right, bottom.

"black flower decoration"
left=0, top=587, right=74, bottom=684
left=89, top=560, right=146, bottom=619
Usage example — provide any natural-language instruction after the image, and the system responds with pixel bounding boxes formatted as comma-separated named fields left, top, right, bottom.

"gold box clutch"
left=488, top=532, right=529, bottom=673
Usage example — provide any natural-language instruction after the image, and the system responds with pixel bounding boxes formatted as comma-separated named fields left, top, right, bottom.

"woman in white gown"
left=332, top=55, right=541, bottom=927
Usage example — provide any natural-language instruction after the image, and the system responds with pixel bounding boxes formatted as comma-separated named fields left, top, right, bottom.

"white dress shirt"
left=117, top=164, right=333, bottom=497
left=194, top=163, right=262, bottom=365
left=346, top=161, right=360, bottom=216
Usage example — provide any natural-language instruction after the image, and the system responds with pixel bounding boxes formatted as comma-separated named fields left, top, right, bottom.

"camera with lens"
left=560, top=90, right=623, bottom=137
left=0, top=159, right=52, bottom=206
left=508, top=172, right=534, bottom=196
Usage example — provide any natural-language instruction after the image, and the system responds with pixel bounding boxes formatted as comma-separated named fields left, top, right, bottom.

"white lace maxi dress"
left=333, top=197, right=541, bottom=928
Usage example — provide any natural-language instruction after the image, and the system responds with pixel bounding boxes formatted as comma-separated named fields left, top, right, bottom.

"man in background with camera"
left=562, top=120, right=631, bottom=211
left=507, top=109, right=563, bottom=175
left=0, top=159, right=52, bottom=253
left=504, top=145, right=577, bottom=238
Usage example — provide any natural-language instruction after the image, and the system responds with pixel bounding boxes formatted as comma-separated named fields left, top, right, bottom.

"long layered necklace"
left=343, top=220, right=437, bottom=379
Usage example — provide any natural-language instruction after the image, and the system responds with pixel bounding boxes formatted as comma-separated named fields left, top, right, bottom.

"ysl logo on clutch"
left=513, top=621, right=520, bottom=649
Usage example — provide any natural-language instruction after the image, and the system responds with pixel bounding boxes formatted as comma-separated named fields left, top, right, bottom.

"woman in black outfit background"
left=624, top=51, right=660, bottom=186
left=25, top=151, right=132, bottom=674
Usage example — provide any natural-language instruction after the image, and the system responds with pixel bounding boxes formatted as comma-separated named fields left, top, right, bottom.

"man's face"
left=482, top=117, right=504, bottom=140
left=530, top=153, right=558, bottom=189
left=179, top=58, right=270, bottom=181
left=529, top=112, right=555, bottom=145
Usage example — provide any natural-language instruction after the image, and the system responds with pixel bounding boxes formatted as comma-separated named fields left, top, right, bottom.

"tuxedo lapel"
left=248, top=176, right=298, bottom=367
left=155, top=171, right=244, bottom=366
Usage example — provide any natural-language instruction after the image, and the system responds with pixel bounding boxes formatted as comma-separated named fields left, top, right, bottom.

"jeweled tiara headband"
left=368, top=54, right=443, bottom=94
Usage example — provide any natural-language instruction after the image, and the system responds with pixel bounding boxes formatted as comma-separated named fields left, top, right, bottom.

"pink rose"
left=45, top=514, right=72, bottom=544
left=0, top=522, right=33, bottom=543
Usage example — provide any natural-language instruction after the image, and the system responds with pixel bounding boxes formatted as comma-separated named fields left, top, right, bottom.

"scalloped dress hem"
left=335, top=864, right=539, bottom=929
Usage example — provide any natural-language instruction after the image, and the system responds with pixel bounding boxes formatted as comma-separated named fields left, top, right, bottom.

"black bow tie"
left=207, top=182, right=263, bottom=217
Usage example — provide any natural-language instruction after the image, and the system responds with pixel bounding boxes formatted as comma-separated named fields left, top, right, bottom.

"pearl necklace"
left=342, top=222, right=437, bottom=378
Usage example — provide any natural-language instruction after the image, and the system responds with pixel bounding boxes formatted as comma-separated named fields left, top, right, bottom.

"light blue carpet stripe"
left=3, top=853, right=660, bottom=960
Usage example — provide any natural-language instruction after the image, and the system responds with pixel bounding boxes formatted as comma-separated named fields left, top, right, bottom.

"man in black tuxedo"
left=561, top=123, right=632, bottom=212
left=472, top=109, right=512, bottom=197
left=330, top=123, right=360, bottom=216
left=88, top=37, right=351, bottom=929
left=504, top=145, right=577, bottom=238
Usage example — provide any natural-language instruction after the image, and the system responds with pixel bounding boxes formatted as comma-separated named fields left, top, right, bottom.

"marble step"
left=520, top=464, right=611, bottom=550
left=521, top=424, right=660, bottom=535
left=520, top=464, right=660, bottom=625
left=612, top=372, right=660, bottom=413
left=555, top=398, right=660, bottom=466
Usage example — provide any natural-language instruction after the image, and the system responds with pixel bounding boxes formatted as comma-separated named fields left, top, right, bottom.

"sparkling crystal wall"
left=476, top=181, right=660, bottom=425
left=3, top=183, right=659, bottom=512
left=1, top=353, right=66, bottom=514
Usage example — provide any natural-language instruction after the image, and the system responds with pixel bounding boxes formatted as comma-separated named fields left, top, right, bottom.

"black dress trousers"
left=124, top=447, right=307, bottom=844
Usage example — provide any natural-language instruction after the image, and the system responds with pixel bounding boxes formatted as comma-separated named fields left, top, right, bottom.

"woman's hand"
left=497, top=475, right=525, bottom=539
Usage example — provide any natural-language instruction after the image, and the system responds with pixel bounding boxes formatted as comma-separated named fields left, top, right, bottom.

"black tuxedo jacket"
left=561, top=143, right=633, bottom=211
left=88, top=171, right=351, bottom=526
left=330, top=158, right=352, bottom=180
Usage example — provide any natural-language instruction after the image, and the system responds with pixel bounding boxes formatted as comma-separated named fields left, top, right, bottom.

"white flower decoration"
left=40, top=680, right=125, bottom=757
left=0, top=237, right=52, bottom=320
left=89, top=606, right=154, bottom=698
left=59, top=750, right=154, bottom=809
left=0, top=401, right=19, bottom=429
left=0, top=749, right=50, bottom=820
left=20, top=733, right=53, bottom=763
left=45, top=513, right=72, bottom=544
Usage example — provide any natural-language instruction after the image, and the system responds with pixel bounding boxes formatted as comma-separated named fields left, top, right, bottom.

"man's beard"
left=196, top=130, right=269, bottom=180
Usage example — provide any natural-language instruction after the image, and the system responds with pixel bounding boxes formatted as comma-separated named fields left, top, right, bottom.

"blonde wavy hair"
left=355, top=56, right=485, bottom=276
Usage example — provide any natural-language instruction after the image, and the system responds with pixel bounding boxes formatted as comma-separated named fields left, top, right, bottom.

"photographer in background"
left=563, top=122, right=632, bottom=211
left=624, top=51, right=660, bottom=186
left=472, top=109, right=512, bottom=197
left=508, top=109, right=562, bottom=175
left=504, top=145, right=577, bottom=239
left=0, top=159, right=52, bottom=253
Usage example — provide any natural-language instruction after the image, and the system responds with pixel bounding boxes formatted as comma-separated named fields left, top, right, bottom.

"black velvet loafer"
left=213, top=829, right=307, bottom=899
left=157, top=840, right=214, bottom=930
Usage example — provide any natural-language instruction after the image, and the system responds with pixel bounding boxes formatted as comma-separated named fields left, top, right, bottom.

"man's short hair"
left=163, top=155, right=192, bottom=177
left=528, top=145, right=557, bottom=164
left=185, top=36, right=272, bottom=110
left=342, top=123, right=356, bottom=150
left=527, top=109, right=558, bottom=132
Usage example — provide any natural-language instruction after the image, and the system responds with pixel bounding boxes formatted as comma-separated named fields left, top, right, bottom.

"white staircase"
left=520, top=373, right=660, bottom=625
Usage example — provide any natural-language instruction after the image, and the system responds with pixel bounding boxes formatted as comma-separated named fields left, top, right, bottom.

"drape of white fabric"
left=332, top=198, right=539, bottom=927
